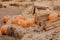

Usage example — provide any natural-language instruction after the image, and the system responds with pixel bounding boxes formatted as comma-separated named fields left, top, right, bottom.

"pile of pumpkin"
left=0, top=15, right=35, bottom=35
left=0, top=11, right=59, bottom=35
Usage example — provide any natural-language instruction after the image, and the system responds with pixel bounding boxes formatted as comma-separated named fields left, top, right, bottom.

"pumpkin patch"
left=0, top=1, right=60, bottom=40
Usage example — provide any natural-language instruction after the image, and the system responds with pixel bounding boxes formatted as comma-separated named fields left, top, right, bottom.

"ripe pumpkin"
left=48, top=12, right=58, bottom=20
left=11, top=19, right=18, bottom=24
left=27, top=19, right=35, bottom=25
left=1, top=25, right=8, bottom=35
left=16, top=15, right=25, bottom=20
left=18, top=19, right=24, bottom=25
left=20, top=20, right=30, bottom=28
left=2, top=4, right=7, bottom=8
left=3, top=16, right=10, bottom=23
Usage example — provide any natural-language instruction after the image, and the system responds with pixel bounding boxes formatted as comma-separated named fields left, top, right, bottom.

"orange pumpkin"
left=17, top=19, right=24, bottom=25
left=1, top=25, right=8, bottom=35
left=3, top=16, right=10, bottom=23
left=16, top=15, right=25, bottom=20
left=11, top=19, right=18, bottom=24
left=27, top=19, right=35, bottom=25
left=20, top=20, right=29, bottom=28
left=2, top=4, right=7, bottom=8
left=48, top=12, right=58, bottom=20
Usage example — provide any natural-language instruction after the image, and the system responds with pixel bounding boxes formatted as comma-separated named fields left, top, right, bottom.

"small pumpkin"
left=17, top=19, right=24, bottom=25
left=1, top=25, right=8, bottom=35
left=20, top=20, right=30, bottom=28
left=11, top=19, right=18, bottom=24
left=48, top=11, right=58, bottom=20
left=27, top=18, right=35, bottom=25
left=3, top=16, right=10, bottom=23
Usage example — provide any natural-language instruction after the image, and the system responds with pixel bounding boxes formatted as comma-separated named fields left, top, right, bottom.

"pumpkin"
left=1, top=25, right=8, bottom=35
left=20, top=20, right=29, bottom=28
left=27, top=19, right=35, bottom=25
left=48, top=12, right=58, bottom=20
left=11, top=19, right=18, bottom=24
left=17, top=19, right=24, bottom=25
left=3, top=16, right=10, bottom=23
left=2, top=4, right=7, bottom=8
